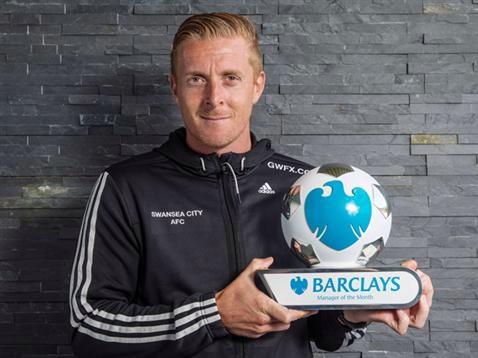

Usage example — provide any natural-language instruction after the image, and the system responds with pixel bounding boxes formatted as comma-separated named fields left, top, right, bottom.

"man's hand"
left=342, top=259, right=434, bottom=335
left=215, top=257, right=317, bottom=338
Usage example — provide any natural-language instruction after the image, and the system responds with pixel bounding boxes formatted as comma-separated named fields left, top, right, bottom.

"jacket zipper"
left=219, top=164, right=245, bottom=358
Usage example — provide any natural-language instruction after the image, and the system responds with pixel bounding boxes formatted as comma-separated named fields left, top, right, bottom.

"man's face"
left=170, top=36, right=265, bottom=154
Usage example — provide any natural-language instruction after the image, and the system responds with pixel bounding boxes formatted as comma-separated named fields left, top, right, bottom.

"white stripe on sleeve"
left=69, top=172, right=221, bottom=343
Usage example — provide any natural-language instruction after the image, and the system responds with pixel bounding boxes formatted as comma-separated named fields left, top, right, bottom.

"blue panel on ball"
left=304, top=180, right=372, bottom=251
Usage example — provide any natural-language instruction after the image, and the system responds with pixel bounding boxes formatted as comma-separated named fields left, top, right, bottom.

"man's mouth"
left=200, top=115, right=230, bottom=121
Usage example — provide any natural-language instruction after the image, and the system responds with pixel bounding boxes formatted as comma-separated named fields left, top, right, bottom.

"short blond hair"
left=170, top=12, right=263, bottom=78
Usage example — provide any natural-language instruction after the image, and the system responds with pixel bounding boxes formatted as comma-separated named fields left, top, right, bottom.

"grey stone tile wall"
left=0, top=0, right=476, bottom=357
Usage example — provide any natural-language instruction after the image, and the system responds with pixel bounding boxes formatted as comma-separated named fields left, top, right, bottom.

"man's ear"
left=252, top=70, right=266, bottom=105
left=169, top=74, right=179, bottom=104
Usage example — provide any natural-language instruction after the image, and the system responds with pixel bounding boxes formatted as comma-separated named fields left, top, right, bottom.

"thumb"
left=401, top=259, right=418, bottom=271
left=245, top=257, right=274, bottom=275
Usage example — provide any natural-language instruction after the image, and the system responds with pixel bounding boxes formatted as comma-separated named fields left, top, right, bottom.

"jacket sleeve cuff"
left=201, top=292, right=229, bottom=339
left=308, top=310, right=364, bottom=351
left=337, top=310, right=370, bottom=330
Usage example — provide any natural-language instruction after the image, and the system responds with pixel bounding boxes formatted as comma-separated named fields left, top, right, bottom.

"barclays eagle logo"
left=290, top=276, right=308, bottom=295
left=304, top=180, right=371, bottom=251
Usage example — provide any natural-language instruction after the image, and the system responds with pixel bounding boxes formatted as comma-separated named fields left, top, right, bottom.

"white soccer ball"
left=281, top=163, right=392, bottom=268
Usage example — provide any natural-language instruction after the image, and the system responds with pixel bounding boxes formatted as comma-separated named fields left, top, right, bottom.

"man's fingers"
left=416, top=269, right=434, bottom=307
left=261, top=298, right=318, bottom=324
left=245, top=257, right=274, bottom=278
left=287, top=309, right=318, bottom=321
left=394, top=309, right=410, bottom=335
left=400, top=259, right=418, bottom=271
left=245, top=322, right=291, bottom=338
left=262, top=322, right=291, bottom=333
left=401, top=260, right=434, bottom=307
left=261, top=298, right=290, bottom=323
left=250, top=310, right=317, bottom=338
left=371, top=309, right=409, bottom=335
left=410, top=295, right=429, bottom=329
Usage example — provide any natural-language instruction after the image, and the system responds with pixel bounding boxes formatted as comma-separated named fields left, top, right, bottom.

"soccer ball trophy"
left=257, top=163, right=422, bottom=310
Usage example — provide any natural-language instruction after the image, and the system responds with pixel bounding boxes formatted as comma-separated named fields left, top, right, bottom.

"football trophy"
left=257, top=163, right=422, bottom=310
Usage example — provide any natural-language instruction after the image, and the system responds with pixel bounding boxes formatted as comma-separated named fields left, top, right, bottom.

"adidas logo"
left=258, top=182, right=275, bottom=194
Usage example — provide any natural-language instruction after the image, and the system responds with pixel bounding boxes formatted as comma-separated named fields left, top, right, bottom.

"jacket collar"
left=156, top=127, right=275, bottom=176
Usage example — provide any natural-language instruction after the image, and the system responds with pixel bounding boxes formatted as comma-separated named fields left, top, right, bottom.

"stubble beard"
left=186, top=120, right=250, bottom=154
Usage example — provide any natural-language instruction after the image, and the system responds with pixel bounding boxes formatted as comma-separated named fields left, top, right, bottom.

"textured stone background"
left=0, top=0, right=477, bottom=357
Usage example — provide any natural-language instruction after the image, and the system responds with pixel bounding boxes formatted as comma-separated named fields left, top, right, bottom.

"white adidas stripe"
left=84, top=305, right=218, bottom=334
left=342, top=327, right=366, bottom=347
left=93, top=297, right=216, bottom=323
left=78, top=314, right=221, bottom=344
left=70, top=172, right=106, bottom=326
left=81, top=171, right=108, bottom=314
left=69, top=171, right=219, bottom=342
left=69, top=174, right=95, bottom=325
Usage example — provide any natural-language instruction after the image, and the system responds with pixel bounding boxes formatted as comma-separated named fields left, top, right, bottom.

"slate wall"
left=0, top=1, right=477, bottom=357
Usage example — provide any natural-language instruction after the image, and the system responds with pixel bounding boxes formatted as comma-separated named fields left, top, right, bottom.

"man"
left=69, top=12, right=433, bottom=357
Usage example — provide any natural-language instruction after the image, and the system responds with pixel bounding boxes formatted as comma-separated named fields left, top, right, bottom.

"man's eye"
left=227, top=75, right=239, bottom=81
left=188, top=76, right=205, bottom=84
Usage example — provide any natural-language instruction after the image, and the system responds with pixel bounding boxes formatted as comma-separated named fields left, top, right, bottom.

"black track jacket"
left=69, top=128, right=366, bottom=358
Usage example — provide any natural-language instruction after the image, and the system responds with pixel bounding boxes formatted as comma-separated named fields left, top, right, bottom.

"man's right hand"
left=215, top=257, right=317, bottom=338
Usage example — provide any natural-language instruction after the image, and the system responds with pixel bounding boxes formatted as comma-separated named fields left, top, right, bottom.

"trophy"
left=257, top=163, right=422, bottom=310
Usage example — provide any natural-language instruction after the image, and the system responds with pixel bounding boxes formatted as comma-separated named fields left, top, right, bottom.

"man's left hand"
left=342, top=259, right=434, bottom=335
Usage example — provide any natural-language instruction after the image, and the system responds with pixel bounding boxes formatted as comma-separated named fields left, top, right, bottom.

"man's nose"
left=203, top=80, right=224, bottom=108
